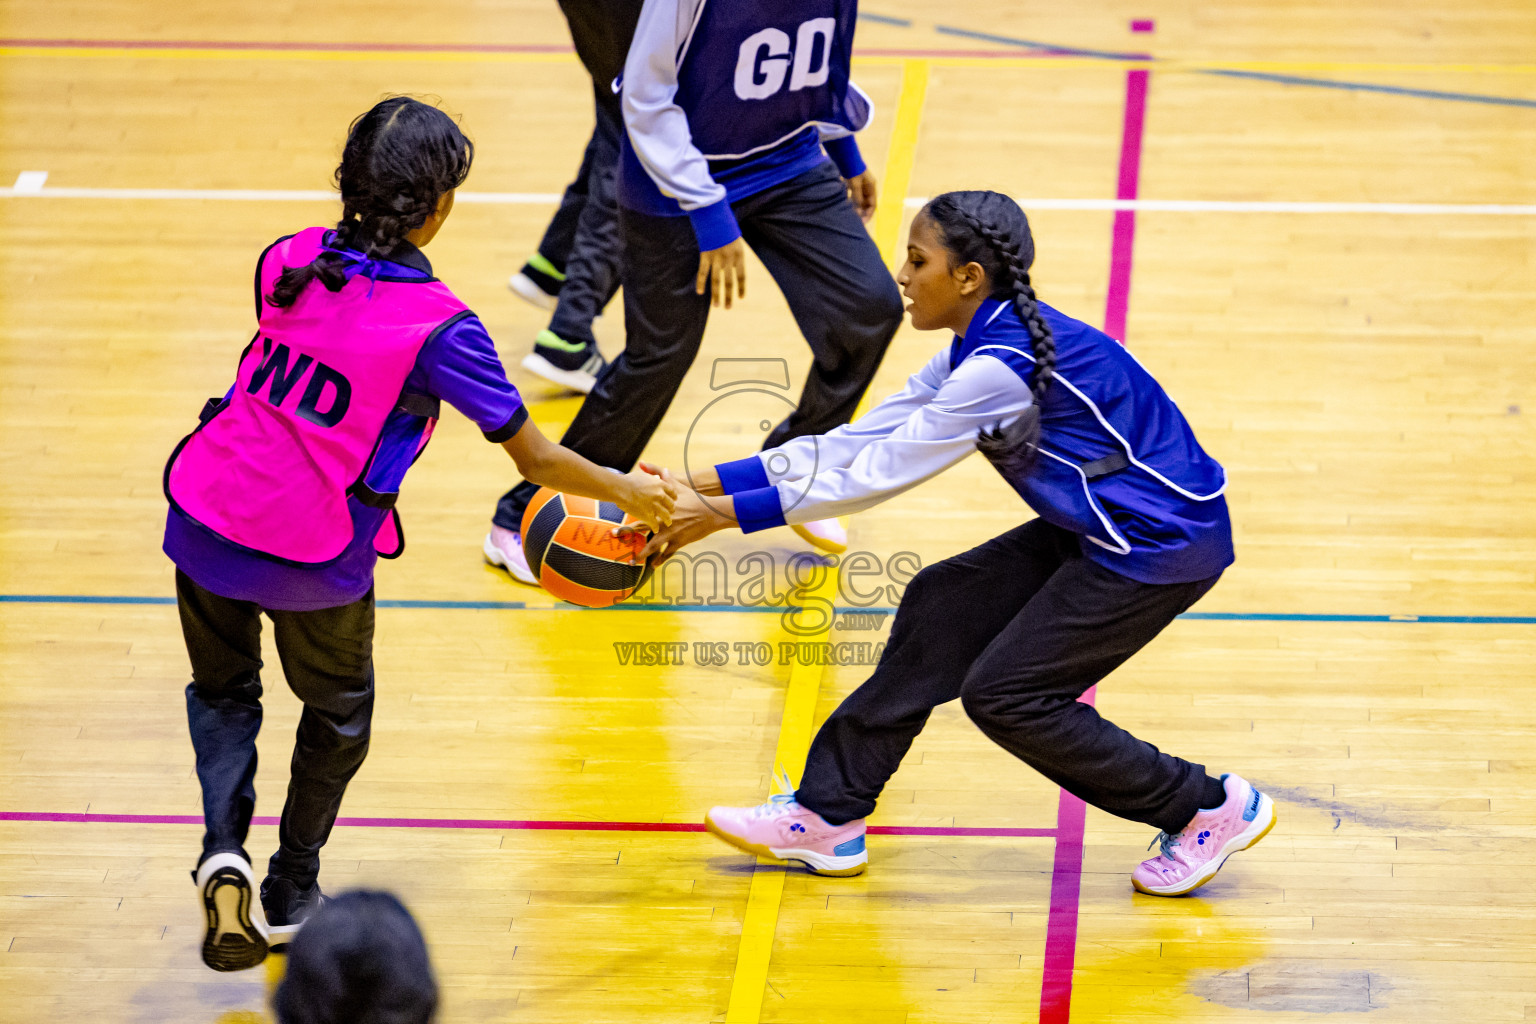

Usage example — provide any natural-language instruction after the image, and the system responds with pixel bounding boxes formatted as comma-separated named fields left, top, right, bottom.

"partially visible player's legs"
left=523, top=94, right=623, bottom=394
left=513, top=0, right=638, bottom=328
left=509, top=137, right=594, bottom=310
left=960, top=557, right=1217, bottom=826
left=262, top=592, right=376, bottom=947
left=739, top=162, right=902, bottom=446
left=706, top=521, right=1079, bottom=874
left=736, top=161, right=903, bottom=553
left=487, top=205, right=710, bottom=582
left=177, top=569, right=270, bottom=971
left=956, top=556, right=1273, bottom=895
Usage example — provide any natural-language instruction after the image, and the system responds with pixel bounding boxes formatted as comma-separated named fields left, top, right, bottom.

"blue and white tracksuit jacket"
left=716, top=297, right=1235, bottom=585
left=619, top=0, right=872, bottom=250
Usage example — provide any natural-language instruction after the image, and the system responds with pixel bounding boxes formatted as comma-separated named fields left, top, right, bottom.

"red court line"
left=1037, top=62, right=1153, bottom=1024
left=0, top=810, right=1055, bottom=838
left=1, top=38, right=1073, bottom=60
left=1102, top=68, right=1150, bottom=343
left=1039, top=684, right=1102, bottom=1023
left=0, top=38, right=574, bottom=52
left=1040, top=785, right=1090, bottom=1022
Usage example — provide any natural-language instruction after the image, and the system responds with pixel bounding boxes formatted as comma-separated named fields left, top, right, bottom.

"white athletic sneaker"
left=508, top=258, right=562, bottom=310
left=195, top=851, right=269, bottom=972
left=484, top=526, right=538, bottom=586
left=508, top=271, right=556, bottom=310
left=792, top=518, right=848, bottom=555
left=520, top=347, right=605, bottom=395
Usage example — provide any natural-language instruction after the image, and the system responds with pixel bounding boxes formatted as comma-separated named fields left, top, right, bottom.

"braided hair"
left=267, top=97, right=474, bottom=307
left=922, top=190, right=1056, bottom=476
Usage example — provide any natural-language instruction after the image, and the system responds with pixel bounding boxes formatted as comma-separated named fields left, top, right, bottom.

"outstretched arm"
left=711, top=349, right=952, bottom=496
left=644, top=353, right=1034, bottom=559
left=502, top=420, right=677, bottom=531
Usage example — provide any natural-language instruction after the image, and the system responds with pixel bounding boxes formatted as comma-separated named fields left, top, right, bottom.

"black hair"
left=921, top=190, right=1056, bottom=476
left=273, top=890, right=438, bottom=1024
left=267, top=96, right=474, bottom=307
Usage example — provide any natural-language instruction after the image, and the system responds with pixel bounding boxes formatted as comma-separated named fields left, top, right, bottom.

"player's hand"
left=635, top=488, right=734, bottom=564
left=620, top=462, right=678, bottom=532
left=696, top=238, right=747, bottom=309
left=846, top=169, right=878, bottom=223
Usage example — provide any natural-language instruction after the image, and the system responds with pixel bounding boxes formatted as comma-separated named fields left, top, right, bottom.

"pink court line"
left=0, top=811, right=1055, bottom=838
left=0, top=38, right=1074, bottom=60
left=1037, top=69, right=1153, bottom=1024
left=1037, top=60, right=1154, bottom=1024
left=1102, top=68, right=1150, bottom=343
left=1039, top=684, right=1102, bottom=1022
left=0, top=38, right=573, bottom=52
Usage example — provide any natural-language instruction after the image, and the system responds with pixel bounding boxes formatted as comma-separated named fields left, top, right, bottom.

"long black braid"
left=922, top=190, right=1056, bottom=476
left=267, top=97, right=474, bottom=307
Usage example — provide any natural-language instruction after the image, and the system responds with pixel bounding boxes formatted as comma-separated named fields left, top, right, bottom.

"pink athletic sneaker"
left=705, top=792, right=867, bottom=876
left=483, top=526, right=538, bottom=586
left=791, top=517, right=848, bottom=555
left=1132, top=773, right=1276, bottom=896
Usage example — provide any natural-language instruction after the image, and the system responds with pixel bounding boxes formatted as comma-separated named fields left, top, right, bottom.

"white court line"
left=0, top=184, right=1532, bottom=215
left=11, top=171, right=48, bottom=192
left=905, top=196, right=1536, bottom=215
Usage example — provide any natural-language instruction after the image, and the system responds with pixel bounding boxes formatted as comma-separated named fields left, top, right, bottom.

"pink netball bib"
left=166, top=228, right=467, bottom=565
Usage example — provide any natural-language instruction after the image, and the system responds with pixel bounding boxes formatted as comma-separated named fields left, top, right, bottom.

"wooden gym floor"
left=2, top=1, right=1534, bottom=1021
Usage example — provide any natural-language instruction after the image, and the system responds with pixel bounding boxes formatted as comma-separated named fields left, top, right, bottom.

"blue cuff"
left=732, top=486, right=788, bottom=534
left=823, top=135, right=867, bottom=179
left=716, top=456, right=770, bottom=494
left=686, top=198, right=742, bottom=252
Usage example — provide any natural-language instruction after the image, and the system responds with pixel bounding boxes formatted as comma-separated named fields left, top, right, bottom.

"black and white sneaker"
left=508, top=255, right=565, bottom=311
left=195, top=851, right=269, bottom=972
left=260, top=875, right=327, bottom=953
left=520, top=330, right=606, bottom=394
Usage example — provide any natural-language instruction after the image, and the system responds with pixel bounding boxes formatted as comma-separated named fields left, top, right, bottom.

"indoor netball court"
left=2, top=0, right=1534, bottom=1021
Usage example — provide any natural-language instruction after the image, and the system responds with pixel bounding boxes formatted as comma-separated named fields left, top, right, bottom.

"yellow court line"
left=720, top=57, right=928, bottom=1024
left=871, top=59, right=930, bottom=270
left=4, top=46, right=1533, bottom=75
left=722, top=571, right=840, bottom=1023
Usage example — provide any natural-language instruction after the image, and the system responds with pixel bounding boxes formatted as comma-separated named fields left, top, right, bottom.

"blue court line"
left=1179, top=611, right=1536, bottom=625
left=3, top=594, right=1533, bottom=623
left=858, top=12, right=913, bottom=27
left=0, top=594, right=177, bottom=605
left=1201, top=67, right=1536, bottom=110
left=928, top=22, right=1536, bottom=111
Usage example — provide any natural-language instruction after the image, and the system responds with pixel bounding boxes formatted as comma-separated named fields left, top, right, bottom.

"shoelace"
left=1147, top=830, right=1181, bottom=860
left=749, top=768, right=802, bottom=818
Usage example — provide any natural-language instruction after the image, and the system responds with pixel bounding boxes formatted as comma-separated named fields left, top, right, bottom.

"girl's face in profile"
left=897, top=213, right=986, bottom=333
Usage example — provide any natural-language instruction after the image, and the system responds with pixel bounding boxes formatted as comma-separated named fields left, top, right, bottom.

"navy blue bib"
left=676, top=0, right=858, bottom=158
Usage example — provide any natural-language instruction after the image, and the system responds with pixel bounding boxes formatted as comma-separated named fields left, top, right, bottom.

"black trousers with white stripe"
left=795, top=519, right=1222, bottom=834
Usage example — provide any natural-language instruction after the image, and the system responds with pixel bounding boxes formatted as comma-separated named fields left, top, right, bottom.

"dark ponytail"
left=267, top=96, right=474, bottom=307
left=922, top=190, right=1056, bottom=475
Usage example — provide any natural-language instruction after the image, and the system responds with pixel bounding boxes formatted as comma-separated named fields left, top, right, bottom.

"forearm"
left=688, top=466, right=724, bottom=496
left=715, top=357, right=951, bottom=492
left=502, top=433, right=631, bottom=508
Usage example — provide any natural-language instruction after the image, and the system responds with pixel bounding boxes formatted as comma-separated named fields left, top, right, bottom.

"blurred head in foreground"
left=274, top=889, right=438, bottom=1024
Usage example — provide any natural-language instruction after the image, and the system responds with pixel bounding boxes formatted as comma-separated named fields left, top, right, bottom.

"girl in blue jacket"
left=643, top=190, right=1276, bottom=897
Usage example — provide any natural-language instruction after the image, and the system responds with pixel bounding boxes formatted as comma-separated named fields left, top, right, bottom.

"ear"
left=953, top=260, right=987, bottom=298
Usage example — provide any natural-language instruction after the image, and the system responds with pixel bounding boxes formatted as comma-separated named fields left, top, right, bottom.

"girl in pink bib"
left=166, top=97, right=676, bottom=973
